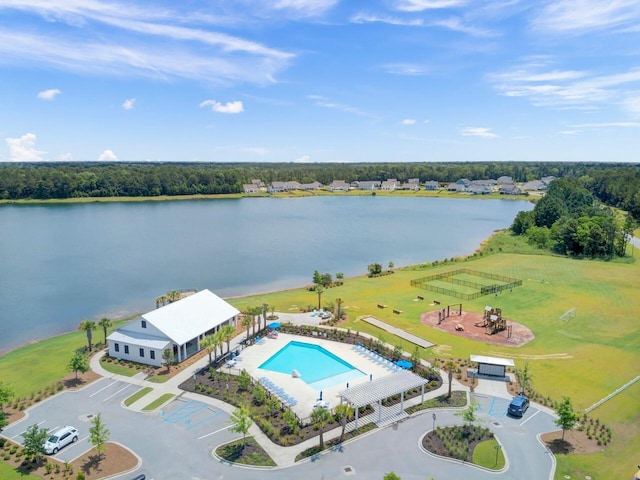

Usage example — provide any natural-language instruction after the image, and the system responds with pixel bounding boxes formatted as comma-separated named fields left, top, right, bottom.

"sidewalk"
left=89, top=327, right=472, bottom=467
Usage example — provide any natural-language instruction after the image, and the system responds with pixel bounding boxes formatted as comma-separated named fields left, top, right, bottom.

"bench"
left=455, top=324, right=464, bottom=331
left=393, top=309, right=403, bottom=315
left=433, top=300, right=441, bottom=305
left=377, top=304, right=387, bottom=309
left=417, top=296, right=424, bottom=300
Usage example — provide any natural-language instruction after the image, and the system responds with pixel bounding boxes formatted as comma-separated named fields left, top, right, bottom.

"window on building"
left=114, top=343, right=120, bottom=352
left=124, top=345, right=129, bottom=354
left=139, top=348, right=145, bottom=357
left=150, top=350, right=155, bottom=360
left=141, top=320, right=147, bottom=328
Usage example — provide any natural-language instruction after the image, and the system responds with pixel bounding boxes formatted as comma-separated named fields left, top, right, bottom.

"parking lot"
left=1, top=378, right=240, bottom=479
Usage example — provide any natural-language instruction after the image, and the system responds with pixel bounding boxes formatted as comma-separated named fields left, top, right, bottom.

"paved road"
left=2, top=382, right=556, bottom=480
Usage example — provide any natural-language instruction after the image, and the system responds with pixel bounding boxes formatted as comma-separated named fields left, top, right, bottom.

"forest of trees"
left=0, top=162, right=638, bottom=226
left=511, top=177, right=637, bottom=258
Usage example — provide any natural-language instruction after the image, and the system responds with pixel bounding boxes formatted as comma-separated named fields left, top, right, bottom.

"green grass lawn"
left=0, top=462, right=39, bottom=479
left=142, top=393, right=174, bottom=411
left=0, top=231, right=637, bottom=479
left=99, top=360, right=139, bottom=377
left=123, top=387, right=153, bottom=407
left=473, top=439, right=506, bottom=470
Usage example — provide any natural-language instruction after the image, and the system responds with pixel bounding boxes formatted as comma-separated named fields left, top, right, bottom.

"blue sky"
left=1, top=0, right=640, bottom=163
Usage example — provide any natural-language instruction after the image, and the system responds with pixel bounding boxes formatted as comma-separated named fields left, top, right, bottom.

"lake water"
left=0, top=196, right=531, bottom=354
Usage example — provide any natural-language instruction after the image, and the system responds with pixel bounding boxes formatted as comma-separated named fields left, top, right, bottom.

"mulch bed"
left=420, top=309, right=535, bottom=347
left=422, top=426, right=494, bottom=462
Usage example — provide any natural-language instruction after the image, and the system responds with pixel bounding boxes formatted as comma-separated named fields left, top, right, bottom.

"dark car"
left=508, top=395, right=529, bottom=418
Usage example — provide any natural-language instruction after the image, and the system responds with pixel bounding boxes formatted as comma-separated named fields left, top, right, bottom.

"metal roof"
left=142, top=289, right=240, bottom=345
left=470, top=354, right=514, bottom=367
left=337, top=370, right=429, bottom=407
left=107, top=330, right=171, bottom=350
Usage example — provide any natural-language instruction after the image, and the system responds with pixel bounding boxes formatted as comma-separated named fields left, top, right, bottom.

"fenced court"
left=410, top=268, right=522, bottom=300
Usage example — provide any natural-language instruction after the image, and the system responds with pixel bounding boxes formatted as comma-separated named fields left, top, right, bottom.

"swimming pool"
left=259, top=340, right=365, bottom=389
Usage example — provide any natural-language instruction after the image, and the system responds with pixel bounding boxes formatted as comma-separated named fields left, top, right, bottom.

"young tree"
left=368, top=263, right=382, bottom=276
left=335, top=403, right=355, bottom=443
left=410, top=346, right=421, bottom=369
left=283, top=408, right=299, bottom=435
left=555, top=396, right=580, bottom=441
left=515, top=362, right=533, bottom=396
left=229, top=406, right=253, bottom=448
left=237, top=369, right=252, bottom=392
left=0, top=381, right=14, bottom=411
left=266, top=396, right=280, bottom=417
left=89, top=413, right=110, bottom=460
left=312, top=270, right=322, bottom=285
left=252, top=385, right=266, bottom=406
left=321, top=273, right=332, bottom=287
left=78, top=320, right=97, bottom=352
left=310, top=406, right=332, bottom=450
left=0, top=410, right=7, bottom=431
left=162, top=348, right=174, bottom=372
left=68, top=351, right=89, bottom=380
left=383, top=473, right=401, bottom=480
left=388, top=261, right=394, bottom=271
left=335, top=297, right=343, bottom=321
left=98, top=317, right=112, bottom=346
left=455, top=401, right=480, bottom=427
left=22, top=424, right=49, bottom=463
left=335, top=272, right=344, bottom=280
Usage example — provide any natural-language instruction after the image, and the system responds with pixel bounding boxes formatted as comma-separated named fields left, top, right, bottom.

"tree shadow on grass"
left=546, top=439, right=574, bottom=454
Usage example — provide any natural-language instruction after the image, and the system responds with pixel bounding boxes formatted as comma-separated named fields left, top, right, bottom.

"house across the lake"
left=106, top=289, right=240, bottom=367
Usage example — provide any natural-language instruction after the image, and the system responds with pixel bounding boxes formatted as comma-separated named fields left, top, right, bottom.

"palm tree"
left=201, top=334, right=216, bottom=366
left=261, top=303, right=269, bottom=330
left=335, top=297, right=343, bottom=321
left=98, top=317, right=112, bottom=346
left=315, top=285, right=324, bottom=310
left=241, top=314, right=253, bottom=342
left=445, top=360, right=456, bottom=399
left=212, top=330, right=224, bottom=361
left=166, top=290, right=180, bottom=303
left=78, top=320, right=97, bottom=351
left=335, top=403, right=354, bottom=443
left=220, top=324, right=236, bottom=356
left=311, top=407, right=333, bottom=450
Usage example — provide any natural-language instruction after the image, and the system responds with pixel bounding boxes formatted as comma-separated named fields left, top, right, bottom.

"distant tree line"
left=511, top=177, right=636, bottom=258
left=0, top=161, right=625, bottom=201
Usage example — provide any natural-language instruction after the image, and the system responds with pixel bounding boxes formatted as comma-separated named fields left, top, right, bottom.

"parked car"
left=44, top=426, right=78, bottom=454
left=507, top=395, right=529, bottom=418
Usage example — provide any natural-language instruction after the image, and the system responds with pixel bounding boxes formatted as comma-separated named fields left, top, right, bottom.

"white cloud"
left=560, top=130, right=581, bottom=135
left=294, top=154, right=310, bottom=162
left=430, top=17, right=496, bottom=37
left=351, top=13, right=424, bottom=26
left=199, top=100, right=244, bottom=114
left=267, top=0, right=338, bottom=17
left=423, top=119, right=430, bottom=123
left=572, top=122, right=640, bottom=128
left=395, top=0, right=468, bottom=12
left=122, top=98, right=135, bottom=110
left=98, top=149, right=118, bottom=161
left=0, top=3, right=293, bottom=85
left=37, top=88, right=61, bottom=100
left=402, top=118, right=416, bottom=125
left=532, top=0, right=640, bottom=35
left=460, top=127, right=498, bottom=138
left=380, top=63, right=430, bottom=76
left=621, top=96, right=640, bottom=117
left=308, top=95, right=370, bottom=117
left=6, top=133, right=46, bottom=161
left=57, top=152, right=73, bottom=160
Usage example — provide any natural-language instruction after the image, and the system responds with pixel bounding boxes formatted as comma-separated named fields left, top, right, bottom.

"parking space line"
left=89, top=380, right=119, bottom=397
left=52, top=435, right=89, bottom=458
left=164, top=400, right=208, bottom=424
left=103, top=384, right=132, bottom=402
left=197, top=425, right=231, bottom=440
left=186, top=411, right=223, bottom=430
left=12, top=421, right=49, bottom=439
left=519, top=409, right=540, bottom=426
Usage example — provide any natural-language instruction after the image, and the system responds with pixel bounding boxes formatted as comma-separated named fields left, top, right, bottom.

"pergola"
left=337, top=370, right=430, bottom=429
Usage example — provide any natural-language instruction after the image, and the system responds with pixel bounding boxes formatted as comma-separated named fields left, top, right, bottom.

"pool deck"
left=232, top=332, right=399, bottom=419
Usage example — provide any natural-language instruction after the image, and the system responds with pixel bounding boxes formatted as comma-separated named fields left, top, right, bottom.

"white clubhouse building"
left=107, top=289, right=239, bottom=367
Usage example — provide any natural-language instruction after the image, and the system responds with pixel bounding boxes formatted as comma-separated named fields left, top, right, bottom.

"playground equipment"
left=437, top=303, right=463, bottom=325
left=477, top=306, right=508, bottom=335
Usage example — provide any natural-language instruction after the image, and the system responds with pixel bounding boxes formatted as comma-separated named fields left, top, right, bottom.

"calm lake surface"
left=0, top=196, right=532, bottom=354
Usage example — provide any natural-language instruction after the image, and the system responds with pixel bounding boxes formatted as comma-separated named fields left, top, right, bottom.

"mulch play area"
left=420, top=309, right=535, bottom=347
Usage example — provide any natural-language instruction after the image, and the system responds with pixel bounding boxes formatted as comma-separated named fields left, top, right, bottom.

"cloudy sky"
left=1, top=0, right=640, bottom=163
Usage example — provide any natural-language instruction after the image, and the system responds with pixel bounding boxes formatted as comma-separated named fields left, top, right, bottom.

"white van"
left=44, top=426, right=78, bottom=454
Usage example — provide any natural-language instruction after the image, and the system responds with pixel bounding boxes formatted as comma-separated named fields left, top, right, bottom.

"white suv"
left=44, top=426, right=78, bottom=454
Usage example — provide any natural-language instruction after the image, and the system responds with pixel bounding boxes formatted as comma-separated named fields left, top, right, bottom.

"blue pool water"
left=259, top=341, right=365, bottom=389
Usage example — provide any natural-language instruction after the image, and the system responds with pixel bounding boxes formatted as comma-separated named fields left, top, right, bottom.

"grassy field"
left=473, top=439, right=506, bottom=470
left=124, top=387, right=153, bottom=407
left=0, top=462, right=39, bottom=479
left=0, top=231, right=637, bottom=479
left=142, top=393, right=174, bottom=411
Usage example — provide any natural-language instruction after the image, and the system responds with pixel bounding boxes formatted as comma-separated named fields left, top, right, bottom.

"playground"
left=420, top=306, right=535, bottom=347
